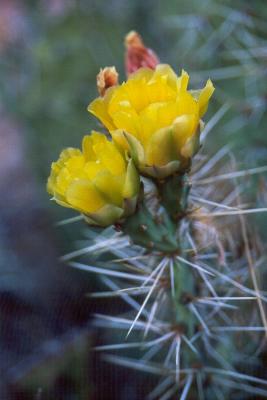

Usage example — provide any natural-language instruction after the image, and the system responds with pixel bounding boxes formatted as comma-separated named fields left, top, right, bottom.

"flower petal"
left=198, top=79, right=215, bottom=117
left=145, top=126, right=174, bottom=166
left=111, top=129, right=130, bottom=152
left=177, top=69, right=189, bottom=92
left=66, top=179, right=106, bottom=214
left=84, top=204, right=124, bottom=227
left=94, top=171, right=124, bottom=206
left=88, top=87, right=117, bottom=131
left=123, top=159, right=140, bottom=199
left=141, top=161, right=180, bottom=179
left=172, top=114, right=197, bottom=152
left=123, top=132, right=145, bottom=166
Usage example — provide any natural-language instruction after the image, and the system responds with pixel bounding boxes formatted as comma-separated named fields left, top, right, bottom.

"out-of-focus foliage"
left=9, top=330, right=91, bottom=400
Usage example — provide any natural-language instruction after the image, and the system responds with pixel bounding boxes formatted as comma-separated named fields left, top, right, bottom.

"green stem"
left=172, top=258, right=197, bottom=339
left=121, top=202, right=178, bottom=253
left=155, top=173, right=191, bottom=220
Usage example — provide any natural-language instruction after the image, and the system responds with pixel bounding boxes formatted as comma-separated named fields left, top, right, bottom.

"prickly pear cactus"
left=48, top=31, right=267, bottom=399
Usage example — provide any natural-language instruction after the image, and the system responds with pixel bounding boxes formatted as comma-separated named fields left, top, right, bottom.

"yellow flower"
left=47, top=132, right=140, bottom=226
left=88, top=64, right=214, bottom=178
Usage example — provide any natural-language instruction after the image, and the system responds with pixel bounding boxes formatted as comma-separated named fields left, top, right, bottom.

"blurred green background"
left=0, top=0, right=266, bottom=399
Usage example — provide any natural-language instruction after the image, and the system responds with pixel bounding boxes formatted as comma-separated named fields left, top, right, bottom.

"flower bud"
left=47, top=132, right=140, bottom=226
left=125, top=30, right=160, bottom=76
left=97, top=66, right=119, bottom=97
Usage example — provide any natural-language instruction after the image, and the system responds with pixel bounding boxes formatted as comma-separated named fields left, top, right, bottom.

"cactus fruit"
left=48, top=32, right=267, bottom=399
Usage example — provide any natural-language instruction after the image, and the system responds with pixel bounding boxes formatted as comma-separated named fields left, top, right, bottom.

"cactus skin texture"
left=65, top=155, right=267, bottom=399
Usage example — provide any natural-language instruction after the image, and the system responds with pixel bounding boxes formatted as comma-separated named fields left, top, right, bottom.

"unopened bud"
left=97, top=66, right=119, bottom=96
left=125, top=30, right=160, bottom=76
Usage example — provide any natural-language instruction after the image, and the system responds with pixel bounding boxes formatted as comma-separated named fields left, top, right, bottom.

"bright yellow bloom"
left=88, top=64, right=214, bottom=178
left=47, top=132, right=140, bottom=226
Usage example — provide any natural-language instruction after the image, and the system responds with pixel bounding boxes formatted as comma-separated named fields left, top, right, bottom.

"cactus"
left=49, top=32, right=267, bottom=399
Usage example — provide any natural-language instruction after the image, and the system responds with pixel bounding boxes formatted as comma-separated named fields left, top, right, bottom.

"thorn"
left=171, top=323, right=186, bottom=335
left=191, top=362, right=203, bottom=370
left=128, top=238, right=134, bottom=246
left=114, top=223, right=122, bottom=232
left=162, top=234, right=168, bottom=242
left=159, top=277, right=170, bottom=289
left=139, top=224, right=148, bottom=232
left=154, top=215, right=163, bottom=225
left=180, top=292, right=194, bottom=305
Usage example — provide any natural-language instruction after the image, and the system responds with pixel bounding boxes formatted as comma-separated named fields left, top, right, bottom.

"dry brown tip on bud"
left=96, top=66, right=119, bottom=97
left=125, top=30, right=144, bottom=48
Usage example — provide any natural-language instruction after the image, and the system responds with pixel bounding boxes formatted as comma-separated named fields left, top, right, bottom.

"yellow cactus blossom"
left=47, top=132, right=140, bottom=226
left=88, top=64, right=214, bottom=178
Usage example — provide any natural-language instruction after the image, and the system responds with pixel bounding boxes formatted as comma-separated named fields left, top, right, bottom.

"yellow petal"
left=198, top=79, right=215, bottom=117
left=177, top=69, right=189, bottom=92
left=65, top=154, right=85, bottom=172
left=123, top=132, right=145, bottom=166
left=83, top=162, right=104, bottom=179
left=110, top=67, right=176, bottom=114
left=55, top=160, right=87, bottom=197
left=172, top=114, right=197, bottom=152
left=112, top=109, right=140, bottom=139
left=111, top=129, right=130, bottom=152
left=152, top=64, right=178, bottom=91
left=88, top=87, right=117, bottom=131
left=94, top=140, right=126, bottom=175
left=66, top=179, right=105, bottom=214
left=181, top=131, right=200, bottom=158
left=84, top=204, right=124, bottom=227
left=141, top=161, right=180, bottom=179
left=94, top=171, right=124, bottom=206
left=83, top=132, right=126, bottom=176
left=47, top=148, right=83, bottom=196
left=146, top=79, right=176, bottom=106
left=58, top=148, right=82, bottom=164
left=176, top=91, right=198, bottom=116
left=123, top=159, right=140, bottom=198
left=82, top=135, right=96, bottom=161
left=146, top=127, right=174, bottom=166
left=127, top=67, right=154, bottom=82
left=139, top=101, right=182, bottom=145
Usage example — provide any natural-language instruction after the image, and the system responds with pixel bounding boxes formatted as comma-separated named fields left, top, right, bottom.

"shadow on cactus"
left=47, top=31, right=267, bottom=399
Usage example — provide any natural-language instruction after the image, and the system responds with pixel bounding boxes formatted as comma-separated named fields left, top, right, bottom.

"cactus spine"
left=64, top=156, right=267, bottom=399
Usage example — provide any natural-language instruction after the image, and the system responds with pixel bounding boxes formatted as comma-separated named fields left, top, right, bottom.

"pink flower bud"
left=125, top=31, right=160, bottom=76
